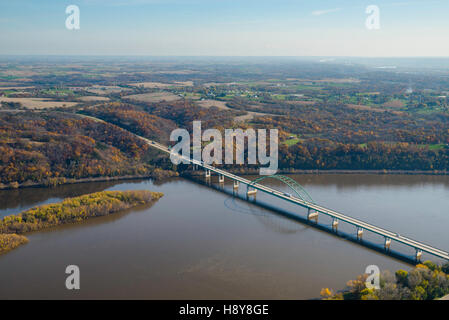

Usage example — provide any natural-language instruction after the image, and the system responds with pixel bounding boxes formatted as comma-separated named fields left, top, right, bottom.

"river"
left=0, top=174, right=448, bottom=299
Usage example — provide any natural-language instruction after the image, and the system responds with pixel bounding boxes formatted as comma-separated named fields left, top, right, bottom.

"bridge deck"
left=142, top=137, right=449, bottom=261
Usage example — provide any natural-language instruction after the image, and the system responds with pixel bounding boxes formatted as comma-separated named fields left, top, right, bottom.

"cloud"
left=311, top=8, right=341, bottom=16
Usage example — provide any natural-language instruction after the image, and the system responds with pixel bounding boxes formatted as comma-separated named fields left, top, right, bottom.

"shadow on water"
left=184, top=173, right=418, bottom=266
left=224, top=196, right=308, bottom=235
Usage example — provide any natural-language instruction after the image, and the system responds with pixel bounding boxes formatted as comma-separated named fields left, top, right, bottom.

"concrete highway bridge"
left=143, top=137, right=449, bottom=263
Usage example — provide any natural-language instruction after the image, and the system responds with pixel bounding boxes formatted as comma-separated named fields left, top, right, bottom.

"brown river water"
left=0, top=174, right=448, bottom=299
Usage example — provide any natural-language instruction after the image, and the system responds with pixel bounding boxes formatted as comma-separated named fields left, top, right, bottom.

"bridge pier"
left=247, top=188, right=257, bottom=197
left=332, top=218, right=339, bottom=231
left=384, top=237, right=391, bottom=251
left=307, top=208, right=318, bottom=223
left=357, top=227, right=364, bottom=241
left=416, top=249, right=423, bottom=262
left=233, top=180, right=239, bottom=189
left=219, top=174, right=224, bottom=183
left=205, top=169, right=211, bottom=178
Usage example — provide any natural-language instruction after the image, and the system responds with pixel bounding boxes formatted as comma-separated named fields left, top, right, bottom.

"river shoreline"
left=2, top=168, right=449, bottom=191
left=0, top=170, right=178, bottom=191
left=186, top=168, right=449, bottom=177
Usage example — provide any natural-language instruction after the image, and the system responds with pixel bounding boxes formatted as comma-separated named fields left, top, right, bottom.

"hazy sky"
left=0, top=0, right=448, bottom=56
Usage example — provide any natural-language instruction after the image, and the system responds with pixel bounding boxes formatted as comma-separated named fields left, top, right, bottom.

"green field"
left=40, top=88, right=75, bottom=96
left=427, top=144, right=446, bottom=150
left=283, top=134, right=301, bottom=146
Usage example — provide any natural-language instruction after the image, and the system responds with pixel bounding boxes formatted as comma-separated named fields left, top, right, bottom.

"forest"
left=81, top=100, right=449, bottom=173
left=321, top=261, right=449, bottom=300
left=0, top=111, right=176, bottom=188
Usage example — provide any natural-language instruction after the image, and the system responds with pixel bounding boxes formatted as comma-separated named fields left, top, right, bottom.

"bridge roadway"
left=141, top=137, right=449, bottom=261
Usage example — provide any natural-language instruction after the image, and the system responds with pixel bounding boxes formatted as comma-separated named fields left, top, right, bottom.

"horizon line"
left=1, top=54, right=449, bottom=58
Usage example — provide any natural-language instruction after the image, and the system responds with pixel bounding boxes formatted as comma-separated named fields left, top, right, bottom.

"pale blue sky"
left=0, top=0, right=448, bottom=56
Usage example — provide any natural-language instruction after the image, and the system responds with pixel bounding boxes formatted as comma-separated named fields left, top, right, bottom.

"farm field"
left=78, top=96, right=110, bottom=102
left=0, top=97, right=78, bottom=109
left=86, top=85, right=131, bottom=95
left=128, top=81, right=193, bottom=88
left=196, top=99, right=229, bottom=110
left=123, top=92, right=181, bottom=103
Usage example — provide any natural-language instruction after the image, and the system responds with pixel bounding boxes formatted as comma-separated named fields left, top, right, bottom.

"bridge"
left=142, top=137, right=449, bottom=263
left=75, top=111, right=449, bottom=263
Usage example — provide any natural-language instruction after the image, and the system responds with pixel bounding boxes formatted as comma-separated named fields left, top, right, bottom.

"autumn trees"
left=321, top=261, right=449, bottom=300
left=0, top=112, right=156, bottom=188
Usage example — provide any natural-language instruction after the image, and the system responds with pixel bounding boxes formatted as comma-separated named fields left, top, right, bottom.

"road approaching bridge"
left=141, top=137, right=449, bottom=262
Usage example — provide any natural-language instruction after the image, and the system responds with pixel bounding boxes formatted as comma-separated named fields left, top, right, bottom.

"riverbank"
left=185, top=168, right=449, bottom=177
left=3, top=167, right=447, bottom=192
left=0, top=169, right=178, bottom=190
left=0, top=190, right=163, bottom=254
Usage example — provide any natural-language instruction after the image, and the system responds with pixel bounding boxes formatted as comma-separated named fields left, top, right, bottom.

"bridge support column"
left=247, top=188, right=257, bottom=196
left=219, top=175, right=224, bottom=183
left=205, top=169, right=211, bottom=178
left=332, top=218, right=339, bottom=231
left=233, top=180, right=239, bottom=189
left=384, top=237, right=391, bottom=251
left=307, top=208, right=318, bottom=223
left=357, top=227, right=364, bottom=241
left=415, top=249, right=423, bottom=262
